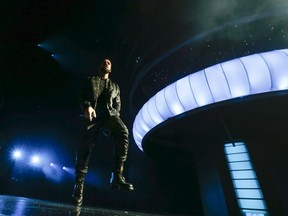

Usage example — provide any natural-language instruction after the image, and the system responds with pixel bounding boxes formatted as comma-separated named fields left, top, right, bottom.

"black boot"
left=110, top=172, right=134, bottom=190
left=72, top=177, right=85, bottom=206
left=110, top=164, right=134, bottom=191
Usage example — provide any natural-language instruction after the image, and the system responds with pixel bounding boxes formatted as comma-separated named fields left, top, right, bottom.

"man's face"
left=100, top=59, right=112, bottom=73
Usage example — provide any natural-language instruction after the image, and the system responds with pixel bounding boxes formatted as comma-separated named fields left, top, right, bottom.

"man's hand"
left=84, top=107, right=96, bottom=122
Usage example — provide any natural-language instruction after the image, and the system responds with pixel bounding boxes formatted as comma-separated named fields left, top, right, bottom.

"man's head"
left=99, top=58, right=112, bottom=75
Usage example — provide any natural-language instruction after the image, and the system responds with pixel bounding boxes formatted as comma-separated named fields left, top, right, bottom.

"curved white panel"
left=133, top=49, right=288, bottom=151
left=221, top=59, right=250, bottom=97
left=189, top=70, right=214, bottom=106
left=176, top=76, right=198, bottom=111
left=134, top=111, right=149, bottom=134
left=147, top=96, right=165, bottom=124
left=155, top=90, right=174, bottom=120
left=141, top=103, right=157, bottom=129
left=240, top=54, right=272, bottom=94
left=261, top=50, right=288, bottom=90
left=164, top=83, right=185, bottom=115
left=205, top=64, right=231, bottom=102
left=280, top=49, right=288, bottom=55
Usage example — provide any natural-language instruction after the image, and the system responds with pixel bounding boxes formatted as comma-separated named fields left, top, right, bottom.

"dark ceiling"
left=1, top=0, right=288, bottom=150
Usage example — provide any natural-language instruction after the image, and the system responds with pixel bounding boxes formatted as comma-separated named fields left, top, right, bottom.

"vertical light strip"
left=224, top=142, right=269, bottom=216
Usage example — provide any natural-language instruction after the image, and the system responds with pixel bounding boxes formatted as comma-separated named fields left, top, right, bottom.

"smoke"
left=162, top=0, right=288, bottom=45
left=129, top=0, right=288, bottom=113
left=189, top=0, right=288, bottom=29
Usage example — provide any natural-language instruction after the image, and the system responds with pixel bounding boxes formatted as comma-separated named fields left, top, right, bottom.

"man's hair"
left=101, top=57, right=111, bottom=62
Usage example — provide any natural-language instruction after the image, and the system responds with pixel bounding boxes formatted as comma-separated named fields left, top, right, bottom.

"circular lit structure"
left=133, top=49, right=288, bottom=151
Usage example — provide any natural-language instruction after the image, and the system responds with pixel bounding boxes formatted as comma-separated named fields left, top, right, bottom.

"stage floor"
left=0, top=195, right=174, bottom=216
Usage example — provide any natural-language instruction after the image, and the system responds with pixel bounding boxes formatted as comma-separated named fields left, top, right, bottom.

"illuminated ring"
left=133, top=49, right=288, bottom=151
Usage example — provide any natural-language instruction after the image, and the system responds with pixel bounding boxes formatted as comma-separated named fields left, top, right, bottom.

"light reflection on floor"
left=0, top=195, right=172, bottom=216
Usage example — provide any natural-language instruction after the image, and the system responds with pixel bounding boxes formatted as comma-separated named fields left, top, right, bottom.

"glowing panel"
left=221, top=58, right=250, bottom=97
left=261, top=50, right=288, bottom=90
left=155, top=90, right=174, bottom=120
left=164, top=83, right=185, bottom=115
left=233, top=179, right=260, bottom=189
left=225, top=142, right=268, bottom=215
left=225, top=144, right=247, bottom=154
left=189, top=70, right=214, bottom=106
left=231, top=170, right=257, bottom=179
left=176, top=76, right=198, bottom=111
left=236, top=189, right=263, bottom=199
left=226, top=153, right=250, bottom=162
left=133, top=49, right=288, bottom=150
left=240, top=54, right=272, bottom=93
left=141, top=103, right=157, bottom=128
left=147, top=97, right=165, bottom=124
left=228, top=161, right=252, bottom=171
left=238, top=199, right=266, bottom=210
left=133, top=114, right=149, bottom=135
left=205, top=64, right=231, bottom=102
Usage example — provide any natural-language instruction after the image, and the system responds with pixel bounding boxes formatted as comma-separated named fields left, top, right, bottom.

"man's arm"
left=80, top=78, right=96, bottom=122
left=84, top=106, right=96, bottom=122
left=114, top=85, right=121, bottom=114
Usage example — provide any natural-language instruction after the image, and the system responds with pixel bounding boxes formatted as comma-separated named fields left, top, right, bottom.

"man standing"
left=72, top=58, right=134, bottom=207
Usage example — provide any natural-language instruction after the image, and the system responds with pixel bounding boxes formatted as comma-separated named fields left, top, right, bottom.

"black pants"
left=75, top=116, right=129, bottom=178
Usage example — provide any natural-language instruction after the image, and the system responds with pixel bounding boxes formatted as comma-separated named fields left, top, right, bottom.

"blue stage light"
left=12, top=150, right=22, bottom=160
left=42, top=163, right=64, bottom=182
left=30, top=155, right=40, bottom=165
left=61, top=166, right=75, bottom=175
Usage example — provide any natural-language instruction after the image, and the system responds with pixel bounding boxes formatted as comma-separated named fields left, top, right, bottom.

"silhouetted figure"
left=72, top=59, right=133, bottom=207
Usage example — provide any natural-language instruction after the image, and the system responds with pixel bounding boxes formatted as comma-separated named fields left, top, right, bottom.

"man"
left=72, top=58, right=134, bottom=207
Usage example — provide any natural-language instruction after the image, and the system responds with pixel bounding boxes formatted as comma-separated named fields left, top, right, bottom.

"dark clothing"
left=96, top=79, right=110, bottom=118
left=75, top=75, right=129, bottom=178
left=75, top=116, right=129, bottom=177
left=80, top=76, right=121, bottom=117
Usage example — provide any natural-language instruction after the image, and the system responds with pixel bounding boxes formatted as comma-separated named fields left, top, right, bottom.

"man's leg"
left=72, top=125, right=98, bottom=206
left=105, top=116, right=134, bottom=191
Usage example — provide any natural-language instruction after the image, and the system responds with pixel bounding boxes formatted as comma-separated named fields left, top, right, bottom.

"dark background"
left=1, top=0, right=288, bottom=215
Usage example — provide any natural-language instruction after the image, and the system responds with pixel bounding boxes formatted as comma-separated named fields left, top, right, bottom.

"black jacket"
left=80, top=76, right=121, bottom=117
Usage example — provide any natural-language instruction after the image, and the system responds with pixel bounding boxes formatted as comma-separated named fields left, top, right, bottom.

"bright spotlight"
left=12, top=150, right=22, bottom=160
left=50, top=163, right=54, bottom=167
left=62, top=166, right=75, bottom=176
left=30, top=155, right=40, bottom=165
